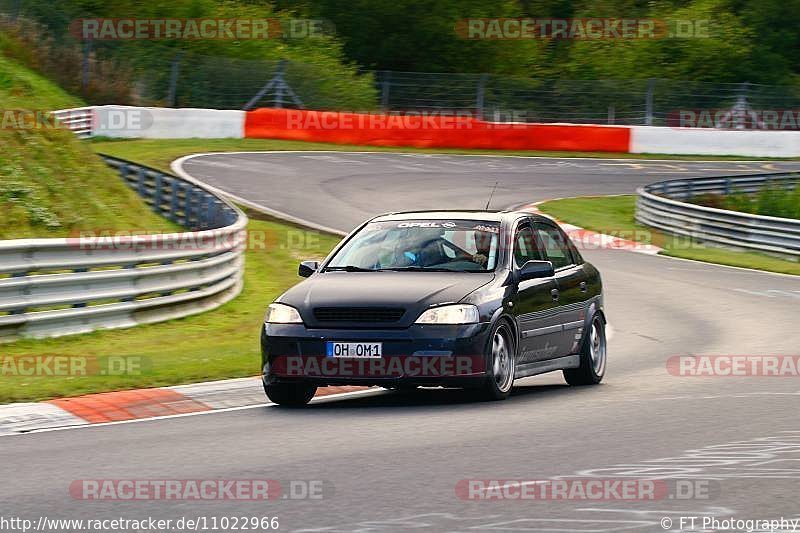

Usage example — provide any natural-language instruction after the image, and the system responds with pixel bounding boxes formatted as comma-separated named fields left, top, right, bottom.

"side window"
left=535, top=223, right=573, bottom=270
left=513, top=225, right=542, bottom=267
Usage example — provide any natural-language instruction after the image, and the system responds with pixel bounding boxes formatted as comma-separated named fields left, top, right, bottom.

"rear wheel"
left=476, top=321, right=515, bottom=401
left=264, top=382, right=317, bottom=406
left=563, top=314, right=606, bottom=386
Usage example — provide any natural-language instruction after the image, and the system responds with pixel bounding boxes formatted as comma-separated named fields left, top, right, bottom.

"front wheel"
left=264, top=382, right=317, bottom=406
left=563, top=314, right=606, bottom=386
left=476, top=321, right=516, bottom=401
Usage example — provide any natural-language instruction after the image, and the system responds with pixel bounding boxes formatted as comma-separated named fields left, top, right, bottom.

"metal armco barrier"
left=52, top=108, right=93, bottom=139
left=636, top=173, right=800, bottom=257
left=0, top=156, right=247, bottom=340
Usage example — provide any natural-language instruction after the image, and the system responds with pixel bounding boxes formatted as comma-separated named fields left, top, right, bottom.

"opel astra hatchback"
left=261, top=210, right=606, bottom=406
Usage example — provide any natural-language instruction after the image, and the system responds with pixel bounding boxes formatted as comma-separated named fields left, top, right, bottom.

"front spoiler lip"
left=264, top=374, right=488, bottom=388
left=265, top=355, right=489, bottom=383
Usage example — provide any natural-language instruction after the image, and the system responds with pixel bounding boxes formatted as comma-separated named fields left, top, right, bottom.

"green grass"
left=89, top=137, right=800, bottom=165
left=0, top=47, right=78, bottom=110
left=0, top=54, right=179, bottom=239
left=538, top=195, right=800, bottom=276
left=692, top=186, right=800, bottom=219
left=0, top=211, right=340, bottom=403
left=0, top=53, right=343, bottom=402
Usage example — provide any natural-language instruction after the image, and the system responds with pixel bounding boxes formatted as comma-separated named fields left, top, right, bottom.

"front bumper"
left=261, top=322, right=492, bottom=387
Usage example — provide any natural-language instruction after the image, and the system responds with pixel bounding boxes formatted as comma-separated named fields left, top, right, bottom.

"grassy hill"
left=0, top=50, right=178, bottom=239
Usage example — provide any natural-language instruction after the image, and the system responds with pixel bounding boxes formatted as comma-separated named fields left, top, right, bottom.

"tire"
left=264, top=382, right=317, bottom=406
left=475, top=320, right=516, bottom=401
left=563, top=314, right=606, bottom=386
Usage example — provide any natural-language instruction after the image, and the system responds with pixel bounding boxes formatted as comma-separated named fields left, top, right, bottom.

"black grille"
left=313, top=307, right=405, bottom=323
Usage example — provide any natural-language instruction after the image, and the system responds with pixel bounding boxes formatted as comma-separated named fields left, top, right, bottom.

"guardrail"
left=0, top=156, right=247, bottom=340
left=635, top=173, right=800, bottom=257
left=52, top=108, right=93, bottom=139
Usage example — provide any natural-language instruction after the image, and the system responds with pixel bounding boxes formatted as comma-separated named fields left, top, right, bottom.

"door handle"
left=551, top=288, right=560, bottom=301
left=580, top=281, right=588, bottom=292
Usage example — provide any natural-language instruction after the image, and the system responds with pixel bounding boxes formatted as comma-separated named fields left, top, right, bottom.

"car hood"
left=279, top=271, right=495, bottom=328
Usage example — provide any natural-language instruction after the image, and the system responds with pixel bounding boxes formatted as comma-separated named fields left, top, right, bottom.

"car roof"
left=370, top=210, right=540, bottom=223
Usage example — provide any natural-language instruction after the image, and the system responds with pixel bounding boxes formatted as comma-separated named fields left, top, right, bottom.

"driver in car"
left=471, top=230, right=494, bottom=268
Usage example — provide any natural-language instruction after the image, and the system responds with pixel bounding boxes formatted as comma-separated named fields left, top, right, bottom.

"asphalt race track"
left=3, top=153, right=800, bottom=532
left=178, top=152, right=800, bottom=232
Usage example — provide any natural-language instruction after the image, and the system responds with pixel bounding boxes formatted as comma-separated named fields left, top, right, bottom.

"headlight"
left=264, top=303, right=303, bottom=324
left=415, top=304, right=479, bottom=325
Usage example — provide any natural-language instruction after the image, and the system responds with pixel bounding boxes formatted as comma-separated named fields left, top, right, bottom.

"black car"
left=261, top=210, right=606, bottom=405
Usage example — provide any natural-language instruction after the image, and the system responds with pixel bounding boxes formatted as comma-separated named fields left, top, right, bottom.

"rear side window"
left=535, top=223, right=574, bottom=270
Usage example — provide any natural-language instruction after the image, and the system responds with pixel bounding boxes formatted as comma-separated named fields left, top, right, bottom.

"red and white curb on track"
left=520, top=202, right=662, bottom=255
left=0, top=379, right=370, bottom=436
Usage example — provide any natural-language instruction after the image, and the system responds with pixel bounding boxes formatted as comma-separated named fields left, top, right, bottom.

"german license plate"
left=326, top=341, right=383, bottom=358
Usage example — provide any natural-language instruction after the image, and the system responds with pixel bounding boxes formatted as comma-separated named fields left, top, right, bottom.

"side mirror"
left=518, top=260, right=554, bottom=281
left=298, top=260, right=319, bottom=278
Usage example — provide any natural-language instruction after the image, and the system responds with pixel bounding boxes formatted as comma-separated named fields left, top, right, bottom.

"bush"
left=0, top=16, right=135, bottom=105
left=695, top=183, right=800, bottom=219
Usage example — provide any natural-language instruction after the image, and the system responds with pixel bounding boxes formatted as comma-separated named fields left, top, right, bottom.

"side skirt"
left=514, top=354, right=580, bottom=379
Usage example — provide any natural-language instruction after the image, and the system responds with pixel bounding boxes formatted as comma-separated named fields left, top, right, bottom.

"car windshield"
left=326, top=219, right=501, bottom=272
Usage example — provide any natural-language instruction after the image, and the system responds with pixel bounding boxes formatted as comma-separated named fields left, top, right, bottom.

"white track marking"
left=171, top=149, right=796, bottom=164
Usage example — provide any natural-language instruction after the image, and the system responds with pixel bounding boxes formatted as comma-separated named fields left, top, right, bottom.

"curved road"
left=3, top=153, right=800, bottom=532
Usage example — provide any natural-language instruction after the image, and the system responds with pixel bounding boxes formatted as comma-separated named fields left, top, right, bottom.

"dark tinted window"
left=513, top=225, right=543, bottom=267
left=535, top=223, right=573, bottom=269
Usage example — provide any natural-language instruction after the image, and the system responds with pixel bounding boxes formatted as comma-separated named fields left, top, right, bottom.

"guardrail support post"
left=9, top=270, right=26, bottom=314
left=170, top=181, right=179, bottom=223
left=154, top=174, right=163, bottom=215
left=137, top=167, right=147, bottom=198
left=202, top=196, right=213, bottom=229
left=72, top=268, right=88, bottom=308
left=184, top=187, right=193, bottom=227
left=118, top=163, right=128, bottom=186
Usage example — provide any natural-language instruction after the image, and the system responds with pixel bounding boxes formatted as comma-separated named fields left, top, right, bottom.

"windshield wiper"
left=323, top=265, right=378, bottom=272
left=378, top=266, right=455, bottom=272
